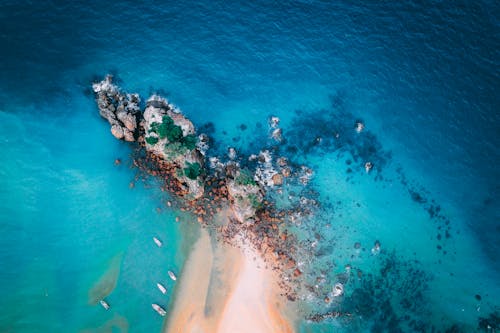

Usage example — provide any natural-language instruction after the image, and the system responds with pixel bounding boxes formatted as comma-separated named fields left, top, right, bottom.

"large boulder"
left=93, top=75, right=140, bottom=142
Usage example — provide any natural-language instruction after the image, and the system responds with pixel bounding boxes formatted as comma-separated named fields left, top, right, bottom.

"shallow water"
left=1, top=1, right=499, bottom=332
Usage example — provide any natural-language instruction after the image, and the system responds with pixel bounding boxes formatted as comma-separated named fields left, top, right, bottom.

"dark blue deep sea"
left=1, top=1, right=499, bottom=332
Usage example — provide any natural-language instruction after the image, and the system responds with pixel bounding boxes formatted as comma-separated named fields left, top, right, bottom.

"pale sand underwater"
left=164, top=211, right=295, bottom=333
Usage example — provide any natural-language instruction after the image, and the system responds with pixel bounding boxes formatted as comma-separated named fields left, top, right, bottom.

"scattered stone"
left=93, top=75, right=140, bottom=142
left=371, top=240, right=381, bottom=255
left=272, top=173, right=283, bottom=186
left=269, top=116, right=280, bottom=128
left=355, top=121, right=365, bottom=133
left=282, top=167, right=292, bottom=177
left=306, top=311, right=351, bottom=322
left=277, top=157, right=288, bottom=167
left=228, top=147, right=237, bottom=160
left=272, top=128, right=283, bottom=142
left=332, top=283, right=344, bottom=297
left=365, top=162, right=373, bottom=173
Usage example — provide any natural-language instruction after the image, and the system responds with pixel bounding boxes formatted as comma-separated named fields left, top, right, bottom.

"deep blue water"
left=1, top=1, right=499, bottom=332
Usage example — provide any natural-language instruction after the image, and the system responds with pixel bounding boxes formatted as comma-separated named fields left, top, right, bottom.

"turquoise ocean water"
left=0, top=1, right=498, bottom=332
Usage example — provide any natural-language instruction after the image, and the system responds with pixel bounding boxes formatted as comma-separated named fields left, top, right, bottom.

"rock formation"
left=92, top=75, right=140, bottom=142
left=226, top=166, right=264, bottom=223
left=92, top=75, right=319, bottom=306
left=141, top=95, right=205, bottom=199
left=93, top=76, right=204, bottom=199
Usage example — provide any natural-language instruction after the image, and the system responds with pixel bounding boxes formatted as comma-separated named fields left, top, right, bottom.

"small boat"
left=156, top=282, right=167, bottom=294
left=152, top=303, right=166, bottom=316
left=168, top=270, right=177, bottom=281
left=99, top=299, right=110, bottom=310
left=153, top=237, right=163, bottom=247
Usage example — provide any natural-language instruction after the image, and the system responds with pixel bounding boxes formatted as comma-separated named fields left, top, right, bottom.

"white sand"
left=164, top=213, right=294, bottom=333
left=216, top=244, right=294, bottom=333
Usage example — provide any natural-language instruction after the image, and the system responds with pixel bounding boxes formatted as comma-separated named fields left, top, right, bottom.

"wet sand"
left=164, top=214, right=295, bottom=333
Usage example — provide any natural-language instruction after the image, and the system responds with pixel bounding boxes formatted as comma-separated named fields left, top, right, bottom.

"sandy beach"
left=164, top=214, right=295, bottom=333
left=216, top=242, right=295, bottom=333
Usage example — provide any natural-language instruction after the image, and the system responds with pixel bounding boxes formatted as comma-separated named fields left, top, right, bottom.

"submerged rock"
left=332, top=283, right=344, bottom=297
left=255, top=150, right=279, bottom=187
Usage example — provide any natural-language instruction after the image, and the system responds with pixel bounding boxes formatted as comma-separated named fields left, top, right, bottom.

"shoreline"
left=164, top=212, right=296, bottom=333
left=216, top=238, right=296, bottom=333
left=92, top=76, right=310, bottom=332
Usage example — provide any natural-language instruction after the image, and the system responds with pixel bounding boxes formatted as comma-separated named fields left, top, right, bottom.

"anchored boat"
left=168, top=270, right=177, bottom=281
left=152, top=303, right=166, bottom=316
left=99, top=299, right=110, bottom=310
left=153, top=237, right=163, bottom=247
left=157, top=282, right=167, bottom=294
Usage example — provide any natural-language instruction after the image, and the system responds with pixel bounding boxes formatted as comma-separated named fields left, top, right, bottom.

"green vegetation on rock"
left=166, top=125, right=183, bottom=143
left=181, top=134, right=197, bottom=150
left=184, top=162, right=202, bottom=180
left=150, top=115, right=183, bottom=142
left=248, top=193, right=263, bottom=210
left=235, top=168, right=257, bottom=186
left=149, top=115, right=198, bottom=155
left=164, top=142, right=189, bottom=158
left=145, top=136, right=159, bottom=145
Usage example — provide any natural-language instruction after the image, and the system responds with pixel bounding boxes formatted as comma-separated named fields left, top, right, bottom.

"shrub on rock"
left=184, top=162, right=202, bottom=180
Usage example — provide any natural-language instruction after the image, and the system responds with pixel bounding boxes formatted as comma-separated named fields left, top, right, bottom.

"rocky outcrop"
left=226, top=165, right=264, bottom=224
left=93, top=76, right=204, bottom=200
left=93, top=75, right=140, bottom=142
left=255, top=150, right=280, bottom=187
left=92, top=76, right=294, bottom=207
left=141, top=95, right=205, bottom=200
left=92, top=74, right=323, bottom=307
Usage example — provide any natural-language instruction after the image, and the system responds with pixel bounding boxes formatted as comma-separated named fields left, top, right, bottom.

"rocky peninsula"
left=92, top=75, right=342, bottom=331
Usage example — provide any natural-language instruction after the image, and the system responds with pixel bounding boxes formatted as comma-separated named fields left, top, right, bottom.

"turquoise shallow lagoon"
left=1, top=1, right=498, bottom=332
left=0, top=96, right=187, bottom=332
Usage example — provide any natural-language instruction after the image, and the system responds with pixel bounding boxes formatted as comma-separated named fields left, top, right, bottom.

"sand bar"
left=164, top=219, right=294, bottom=332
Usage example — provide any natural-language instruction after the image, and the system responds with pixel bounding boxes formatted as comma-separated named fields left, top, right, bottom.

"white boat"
left=153, top=237, right=163, bottom=247
left=156, top=282, right=167, bottom=294
left=168, top=270, right=177, bottom=281
left=99, top=299, right=110, bottom=310
left=152, top=303, right=166, bottom=316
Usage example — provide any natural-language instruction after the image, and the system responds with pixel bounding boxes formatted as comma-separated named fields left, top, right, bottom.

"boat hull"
left=152, top=303, right=166, bottom=316
left=157, top=283, right=167, bottom=294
